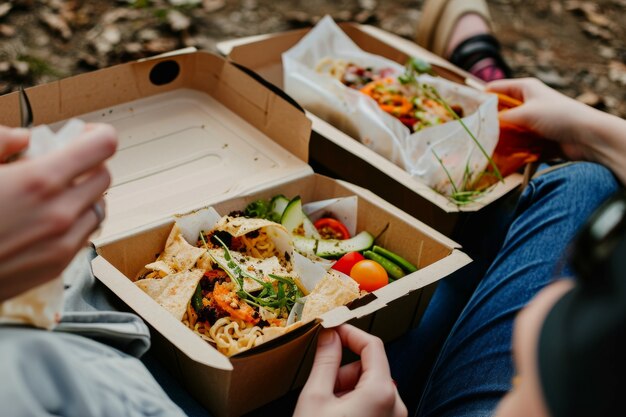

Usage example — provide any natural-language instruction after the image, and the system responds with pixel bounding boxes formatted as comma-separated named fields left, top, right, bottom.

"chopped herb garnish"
left=208, top=236, right=302, bottom=314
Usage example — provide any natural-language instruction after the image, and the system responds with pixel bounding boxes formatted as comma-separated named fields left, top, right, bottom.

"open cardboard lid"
left=0, top=51, right=318, bottom=370
left=217, top=23, right=524, bottom=213
left=0, top=51, right=314, bottom=245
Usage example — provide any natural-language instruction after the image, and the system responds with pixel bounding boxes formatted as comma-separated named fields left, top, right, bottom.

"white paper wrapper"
left=282, top=16, right=499, bottom=196
left=0, top=119, right=86, bottom=330
left=303, top=196, right=358, bottom=236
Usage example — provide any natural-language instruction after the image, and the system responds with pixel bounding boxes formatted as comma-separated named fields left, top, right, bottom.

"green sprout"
left=203, top=234, right=301, bottom=314
left=399, top=57, right=503, bottom=205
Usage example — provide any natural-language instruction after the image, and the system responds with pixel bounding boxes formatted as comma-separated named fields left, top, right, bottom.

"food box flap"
left=0, top=51, right=314, bottom=246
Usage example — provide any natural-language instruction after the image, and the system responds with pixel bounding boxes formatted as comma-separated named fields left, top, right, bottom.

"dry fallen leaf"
left=13, top=60, right=30, bottom=76
left=144, top=37, right=179, bottom=54
left=167, top=9, right=191, bottom=32
left=202, top=0, right=225, bottom=13
left=39, top=9, right=72, bottom=40
left=609, top=61, right=626, bottom=86
left=0, top=3, right=12, bottom=18
left=580, top=22, right=613, bottom=41
left=0, top=24, right=16, bottom=37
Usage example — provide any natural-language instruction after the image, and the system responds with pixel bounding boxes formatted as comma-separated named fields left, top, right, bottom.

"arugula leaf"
left=208, top=235, right=302, bottom=314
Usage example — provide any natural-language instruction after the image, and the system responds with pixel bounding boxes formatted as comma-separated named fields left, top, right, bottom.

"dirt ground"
left=0, top=0, right=625, bottom=117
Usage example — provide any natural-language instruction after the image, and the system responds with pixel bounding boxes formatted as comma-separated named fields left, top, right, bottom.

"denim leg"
left=414, top=162, right=618, bottom=417
left=388, top=179, right=519, bottom=412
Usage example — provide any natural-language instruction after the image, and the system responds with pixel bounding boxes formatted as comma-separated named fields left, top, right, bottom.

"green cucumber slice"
left=316, top=231, right=374, bottom=258
left=269, top=195, right=290, bottom=221
left=281, top=196, right=304, bottom=233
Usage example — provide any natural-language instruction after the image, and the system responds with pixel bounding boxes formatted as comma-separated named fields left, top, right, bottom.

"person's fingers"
left=392, top=388, right=408, bottom=417
left=497, top=105, right=532, bottom=126
left=302, top=329, right=342, bottom=396
left=47, top=166, right=111, bottom=229
left=336, top=324, right=390, bottom=380
left=334, top=360, right=362, bottom=395
left=0, top=127, right=29, bottom=161
left=0, top=205, right=98, bottom=300
left=485, top=78, right=528, bottom=101
left=0, top=165, right=110, bottom=260
left=37, top=123, right=117, bottom=195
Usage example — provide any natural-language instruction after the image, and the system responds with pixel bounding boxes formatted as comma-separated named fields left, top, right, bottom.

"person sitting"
left=295, top=75, right=626, bottom=416
left=0, top=123, right=188, bottom=417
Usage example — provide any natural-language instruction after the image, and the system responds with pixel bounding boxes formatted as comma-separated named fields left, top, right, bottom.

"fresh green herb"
left=398, top=57, right=434, bottom=84
left=398, top=57, right=504, bottom=204
left=191, top=282, right=203, bottom=312
left=433, top=150, right=484, bottom=205
left=421, top=84, right=503, bottom=184
left=209, top=236, right=302, bottom=314
left=244, top=199, right=270, bottom=219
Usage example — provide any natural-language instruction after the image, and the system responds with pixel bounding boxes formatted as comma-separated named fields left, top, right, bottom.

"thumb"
left=498, top=106, right=532, bottom=127
left=0, top=127, right=29, bottom=161
left=304, top=329, right=342, bottom=395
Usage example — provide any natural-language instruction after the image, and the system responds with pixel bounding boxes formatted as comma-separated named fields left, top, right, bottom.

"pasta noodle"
left=315, top=57, right=349, bottom=80
left=206, top=317, right=264, bottom=357
left=137, top=213, right=310, bottom=357
left=240, top=231, right=276, bottom=258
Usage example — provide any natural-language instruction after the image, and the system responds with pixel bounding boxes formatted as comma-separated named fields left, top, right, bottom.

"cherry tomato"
left=349, top=260, right=388, bottom=292
left=332, top=252, right=365, bottom=276
left=314, top=217, right=351, bottom=240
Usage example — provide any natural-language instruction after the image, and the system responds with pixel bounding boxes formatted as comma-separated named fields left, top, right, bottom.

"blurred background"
left=0, top=0, right=624, bottom=117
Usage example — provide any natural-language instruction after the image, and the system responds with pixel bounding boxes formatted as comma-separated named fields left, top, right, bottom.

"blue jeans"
left=388, top=162, right=619, bottom=416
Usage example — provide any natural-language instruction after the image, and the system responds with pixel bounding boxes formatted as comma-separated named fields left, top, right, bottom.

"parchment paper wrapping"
left=282, top=16, right=499, bottom=195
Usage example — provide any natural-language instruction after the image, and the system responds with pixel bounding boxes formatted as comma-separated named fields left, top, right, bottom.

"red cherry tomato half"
left=349, top=260, right=388, bottom=292
left=332, top=252, right=365, bottom=276
left=314, top=217, right=351, bottom=240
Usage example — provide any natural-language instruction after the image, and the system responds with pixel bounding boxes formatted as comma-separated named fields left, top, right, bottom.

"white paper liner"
left=282, top=16, right=500, bottom=196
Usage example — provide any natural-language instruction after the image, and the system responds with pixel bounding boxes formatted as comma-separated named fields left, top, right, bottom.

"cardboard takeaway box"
left=217, top=23, right=525, bottom=236
left=0, top=51, right=471, bottom=417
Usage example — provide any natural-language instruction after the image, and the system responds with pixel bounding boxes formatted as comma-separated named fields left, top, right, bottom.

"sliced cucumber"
left=293, top=236, right=317, bottom=256
left=270, top=195, right=290, bottom=220
left=316, top=231, right=374, bottom=258
left=281, top=196, right=304, bottom=233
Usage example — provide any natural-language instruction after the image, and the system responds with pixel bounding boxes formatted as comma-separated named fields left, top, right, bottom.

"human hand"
left=0, top=123, right=117, bottom=301
left=487, top=77, right=610, bottom=161
left=0, top=126, right=29, bottom=162
left=294, top=324, right=407, bottom=417
left=488, top=78, right=626, bottom=184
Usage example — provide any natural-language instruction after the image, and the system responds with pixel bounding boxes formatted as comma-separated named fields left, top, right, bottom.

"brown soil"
left=1, top=0, right=624, bottom=117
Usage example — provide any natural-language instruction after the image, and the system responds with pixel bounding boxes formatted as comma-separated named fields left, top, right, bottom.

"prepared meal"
left=242, top=195, right=418, bottom=291
left=316, top=59, right=463, bottom=133
left=134, top=195, right=417, bottom=356
left=283, top=16, right=500, bottom=201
